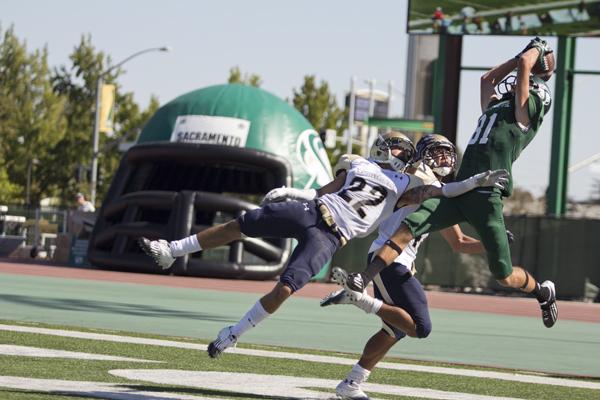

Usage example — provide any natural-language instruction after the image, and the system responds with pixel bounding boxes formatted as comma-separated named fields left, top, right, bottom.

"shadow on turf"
left=4, top=385, right=329, bottom=399
left=0, top=294, right=232, bottom=322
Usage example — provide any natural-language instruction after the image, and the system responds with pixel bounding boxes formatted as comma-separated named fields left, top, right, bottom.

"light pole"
left=90, top=46, right=171, bottom=205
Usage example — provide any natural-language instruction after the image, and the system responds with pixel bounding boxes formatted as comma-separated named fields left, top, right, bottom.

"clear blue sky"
left=3, top=0, right=600, bottom=201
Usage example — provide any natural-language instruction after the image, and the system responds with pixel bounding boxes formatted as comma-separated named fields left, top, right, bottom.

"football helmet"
left=530, top=75, right=552, bottom=114
left=496, top=74, right=552, bottom=114
left=369, top=131, right=415, bottom=172
left=415, top=134, right=457, bottom=177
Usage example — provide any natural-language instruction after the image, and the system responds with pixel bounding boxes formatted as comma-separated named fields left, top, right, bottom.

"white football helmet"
left=369, top=131, right=415, bottom=172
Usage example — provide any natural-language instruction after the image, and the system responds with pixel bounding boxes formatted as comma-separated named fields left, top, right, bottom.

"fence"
left=331, top=215, right=600, bottom=301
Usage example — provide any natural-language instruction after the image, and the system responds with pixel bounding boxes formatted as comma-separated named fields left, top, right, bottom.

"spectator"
left=519, top=15, right=528, bottom=35
left=432, top=7, right=445, bottom=33
left=75, top=193, right=95, bottom=212
left=491, top=18, right=503, bottom=34
left=505, top=11, right=514, bottom=33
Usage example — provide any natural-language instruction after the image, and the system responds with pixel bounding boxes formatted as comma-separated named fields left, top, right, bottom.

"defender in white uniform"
left=139, top=132, right=509, bottom=360
left=323, top=134, right=507, bottom=400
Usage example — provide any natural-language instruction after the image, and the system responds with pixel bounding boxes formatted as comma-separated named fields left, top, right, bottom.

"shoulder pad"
left=333, top=154, right=361, bottom=176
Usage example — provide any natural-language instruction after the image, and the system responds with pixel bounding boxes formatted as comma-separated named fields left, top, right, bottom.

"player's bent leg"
left=337, top=330, right=398, bottom=399
left=376, top=303, right=417, bottom=337
left=357, top=329, right=399, bottom=370
left=196, top=219, right=242, bottom=249
left=497, top=267, right=558, bottom=328
left=260, top=282, right=293, bottom=313
left=208, top=283, right=288, bottom=359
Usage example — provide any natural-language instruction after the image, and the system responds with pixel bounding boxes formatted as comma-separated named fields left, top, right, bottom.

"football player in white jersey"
left=322, top=134, right=501, bottom=400
left=139, top=132, right=508, bottom=359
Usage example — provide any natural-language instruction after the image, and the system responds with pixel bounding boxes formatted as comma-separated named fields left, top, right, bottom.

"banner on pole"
left=99, top=84, right=116, bottom=133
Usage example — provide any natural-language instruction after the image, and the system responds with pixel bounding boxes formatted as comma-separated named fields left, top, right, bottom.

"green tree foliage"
left=227, top=66, right=262, bottom=87
left=0, top=28, right=161, bottom=207
left=51, top=35, right=160, bottom=205
left=292, top=75, right=350, bottom=166
left=292, top=75, right=342, bottom=133
left=0, top=25, right=67, bottom=205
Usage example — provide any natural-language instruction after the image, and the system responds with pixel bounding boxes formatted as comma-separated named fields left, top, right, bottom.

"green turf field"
left=0, top=270, right=599, bottom=399
left=0, top=320, right=598, bottom=400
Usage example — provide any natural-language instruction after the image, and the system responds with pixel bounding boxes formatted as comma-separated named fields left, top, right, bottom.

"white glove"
left=260, top=187, right=317, bottom=206
left=442, top=169, right=509, bottom=198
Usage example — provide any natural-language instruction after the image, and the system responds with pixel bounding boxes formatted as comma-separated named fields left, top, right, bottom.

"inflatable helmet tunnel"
left=88, top=84, right=333, bottom=279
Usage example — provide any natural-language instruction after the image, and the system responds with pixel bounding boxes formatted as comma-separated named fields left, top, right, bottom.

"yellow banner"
left=99, top=84, right=115, bottom=133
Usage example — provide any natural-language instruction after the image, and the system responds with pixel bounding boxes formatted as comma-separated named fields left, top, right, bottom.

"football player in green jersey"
left=338, top=37, right=559, bottom=328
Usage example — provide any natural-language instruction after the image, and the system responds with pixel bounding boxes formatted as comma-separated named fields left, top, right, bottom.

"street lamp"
left=90, top=46, right=171, bottom=205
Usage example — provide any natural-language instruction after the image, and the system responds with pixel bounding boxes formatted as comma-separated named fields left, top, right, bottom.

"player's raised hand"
left=474, top=169, right=509, bottom=190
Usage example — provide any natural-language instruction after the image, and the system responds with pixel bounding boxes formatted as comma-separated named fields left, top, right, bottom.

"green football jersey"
left=456, top=93, right=546, bottom=197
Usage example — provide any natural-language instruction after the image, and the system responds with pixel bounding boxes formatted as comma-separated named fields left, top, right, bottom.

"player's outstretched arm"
left=260, top=171, right=346, bottom=205
left=397, top=169, right=509, bottom=206
left=480, top=58, right=518, bottom=112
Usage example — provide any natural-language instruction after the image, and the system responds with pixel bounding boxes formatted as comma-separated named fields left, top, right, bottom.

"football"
left=531, top=51, right=555, bottom=81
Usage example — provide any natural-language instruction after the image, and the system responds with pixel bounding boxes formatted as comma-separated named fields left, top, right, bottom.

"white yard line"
left=0, top=345, right=160, bottom=363
left=0, top=324, right=598, bottom=390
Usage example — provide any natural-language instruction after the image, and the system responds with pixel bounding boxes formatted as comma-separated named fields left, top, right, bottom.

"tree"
left=227, top=66, right=262, bottom=87
left=0, top=25, right=67, bottom=205
left=51, top=35, right=160, bottom=205
left=292, top=75, right=343, bottom=133
left=292, top=75, right=349, bottom=166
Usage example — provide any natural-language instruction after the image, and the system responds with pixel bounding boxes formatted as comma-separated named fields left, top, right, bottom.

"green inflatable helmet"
left=137, top=83, right=332, bottom=189
left=89, top=84, right=333, bottom=280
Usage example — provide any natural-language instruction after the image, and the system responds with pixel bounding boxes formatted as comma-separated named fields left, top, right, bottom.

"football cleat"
left=138, top=237, right=175, bottom=270
left=320, top=289, right=352, bottom=307
left=207, top=326, right=238, bottom=358
left=331, top=267, right=366, bottom=302
left=336, top=378, right=370, bottom=400
left=539, top=281, right=558, bottom=328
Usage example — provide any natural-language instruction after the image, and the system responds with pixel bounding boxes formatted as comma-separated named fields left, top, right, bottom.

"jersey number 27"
left=339, top=177, right=388, bottom=218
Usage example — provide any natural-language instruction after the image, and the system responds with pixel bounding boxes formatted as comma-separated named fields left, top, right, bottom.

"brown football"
left=532, top=52, right=555, bottom=81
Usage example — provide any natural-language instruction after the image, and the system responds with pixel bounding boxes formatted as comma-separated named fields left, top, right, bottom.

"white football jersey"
left=369, top=162, right=440, bottom=273
left=319, top=157, right=409, bottom=240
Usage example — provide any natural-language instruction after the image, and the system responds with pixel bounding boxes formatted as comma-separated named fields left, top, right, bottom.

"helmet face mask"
left=497, top=74, right=517, bottom=98
left=496, top=74, right=552, bottom=114
left=416, top=134, right=457, bottom=177
left=369, top=132, right=415, bottom=172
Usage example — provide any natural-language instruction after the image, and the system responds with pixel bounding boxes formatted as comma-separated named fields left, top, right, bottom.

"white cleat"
left=331, top=267, right=366, bottom=302
left=320, top=289, right=353, bottom=307
left=336, top=378, right=370, bottom=400
left=539, top=280, right=558, bottom=328
left=207, top=326, right=238, bottom=358
left=138, top=237, right=175, bottom=270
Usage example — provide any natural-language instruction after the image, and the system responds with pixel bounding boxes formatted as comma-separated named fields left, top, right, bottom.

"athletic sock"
left=346, top=363, right=371, bottom=384
left=230, top=301, right=270, bottom=338
left=169, top=235, right=201, bottom=257
left=354, top=292, right=383, bottom=314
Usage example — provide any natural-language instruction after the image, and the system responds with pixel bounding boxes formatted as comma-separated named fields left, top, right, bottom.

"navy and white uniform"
left=369, top=163, right=439, bottom=340
left=238, top=157, right=410, bottom=292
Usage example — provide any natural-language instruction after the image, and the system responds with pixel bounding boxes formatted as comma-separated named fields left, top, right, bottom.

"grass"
left=0, top=320, right=598, bottom=399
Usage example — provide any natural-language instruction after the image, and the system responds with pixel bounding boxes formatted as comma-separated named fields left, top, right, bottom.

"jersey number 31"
left=468, top=112, right=498, bottom=145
